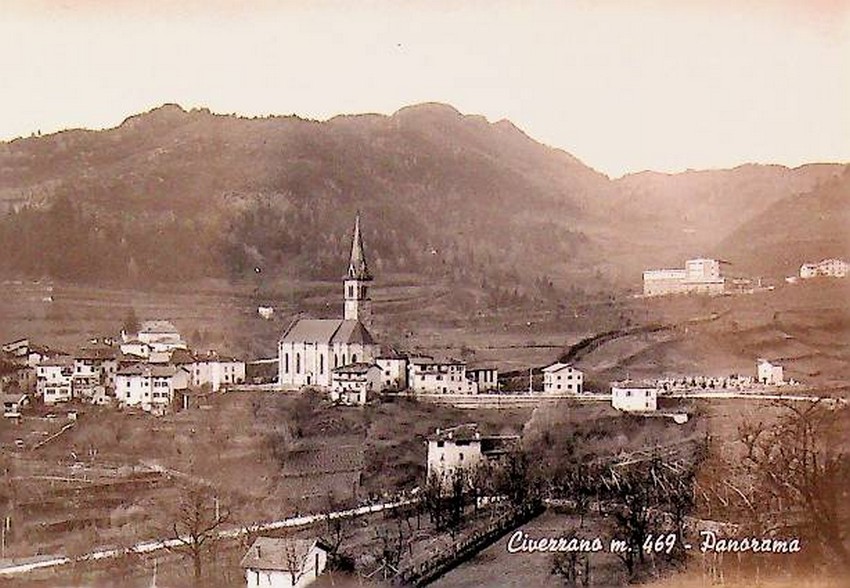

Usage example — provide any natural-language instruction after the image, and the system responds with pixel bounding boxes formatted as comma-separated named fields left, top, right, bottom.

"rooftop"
left=240, top=537, right=328, bottom=572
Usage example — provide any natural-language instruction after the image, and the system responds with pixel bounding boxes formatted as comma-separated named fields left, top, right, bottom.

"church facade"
left=278, top=215, right=380, bottom=389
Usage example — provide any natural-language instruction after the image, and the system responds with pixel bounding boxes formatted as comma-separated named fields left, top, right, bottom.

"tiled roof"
left=280, top=319, right=375, bottom=346
left=240, top=537, right=327, bottom=571
left=116, top=364, right=181, bottom=378
left=542, top=362, right=577, bottom=373
left=75, top=346, right=118, bottom=360
left=428, top=423, right=481, bottom=442
left=139, top=320, right=179, bottom=334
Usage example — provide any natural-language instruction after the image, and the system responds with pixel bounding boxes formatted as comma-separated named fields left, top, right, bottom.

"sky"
left=1, top=0, right=848, bottom=177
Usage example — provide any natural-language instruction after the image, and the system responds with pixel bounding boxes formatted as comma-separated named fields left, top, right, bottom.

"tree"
left=122, top=307, right=140, bottom=335
left=551, top=538, right=591, bottom=587
left=160, top=485, right=231, bottom=585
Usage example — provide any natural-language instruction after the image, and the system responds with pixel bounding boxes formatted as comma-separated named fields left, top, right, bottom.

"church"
left=278, top=215, right=381, bottom=389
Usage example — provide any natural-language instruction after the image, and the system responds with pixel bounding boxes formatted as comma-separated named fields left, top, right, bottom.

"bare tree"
left=160, top=484, right=231, bottom=585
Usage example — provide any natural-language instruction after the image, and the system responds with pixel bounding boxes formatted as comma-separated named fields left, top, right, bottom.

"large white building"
left=115, top=364, right=190, bottom=415
left=36, top=357, right=74, bottom=404
left=407, top=357, right=478, bottom=394
left=800, top=258, right=849, bottom=279
left=611, top=385, right=658, bottom=412
left=643, top=258, right=726, bottom=296
left=757, top=359, right=784, bottom=386
left=278, top=215, right=380, bottom=390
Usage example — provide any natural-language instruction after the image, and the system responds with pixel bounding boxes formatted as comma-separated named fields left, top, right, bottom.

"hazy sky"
left=1, top=0, right=848, bottom=177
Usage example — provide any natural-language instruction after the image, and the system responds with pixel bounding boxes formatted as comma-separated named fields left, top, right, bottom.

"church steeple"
left=347, top=213, right=373, bottom=281
left=344, top=213, right=373, bottom=327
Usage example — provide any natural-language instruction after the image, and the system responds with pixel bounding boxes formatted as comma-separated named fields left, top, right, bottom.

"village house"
left=643, top=258, right=726, bottom=296
left=330, top=362, right=382, bottom=405
left=115, top=364, right=190, bottom=415
left=278, top=215, right=380, bottom=389
left=376, top=353, right=408, bottom=391
left=2, top=393, right=28, bottom=418
left=426, top=424, right=519, bottom=488
left=175, top=350, right=246, bottom=391
left=541, top=362, right=583, bottom=393
left=757, top=359, right=784, bottom=386
left=466, top=366, right=499, bottom=392
left=73, top=346, right=119, bottom=401
left=37, top=357, right=74, bottom=404
left=134, top=319, right=188, bottom=353
left=241, top=537, right=330, bottom=588
left=799, top=258, right=849, bottom=279
left=611, top=385, right=658, bottom=412
left=408, top=356, right=478, bottom=394
left=119, top=339, right=152, bottom=359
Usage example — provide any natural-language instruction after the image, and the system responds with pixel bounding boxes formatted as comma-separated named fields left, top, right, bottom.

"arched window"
left=284, top=353, right=289, bottom=373
left=352, top=354, right=358, bottom=363
left=319, top=354, right=324, bottom=374
left=296, top=353, right=301, bottom=374
left=348, top=285, right=354, bottom=298
left=334, top=354, right=338, bottom=368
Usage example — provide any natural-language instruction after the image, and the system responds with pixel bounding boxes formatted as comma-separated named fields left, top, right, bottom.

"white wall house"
left=119, top=340, right=152, bottom=359
left=330, top=363, right=382, bottom=405
left=757, top=359, right=784, bottom=385
left=466, top=367, right=499, bottom=392
left=241, top=537, right=329, bottom=588
left=190, top=354, right=246, bottom=391
left=611, top=385, right=658, bottom=412
left=376, top=355, right=408, bottom=391
left=37, top=358, right=74, bottom=404
left=2, top=393, right=28, bottom=418
left=541, top=362, right=583, bottom=393
left=136, top=320, right=188, bottom=353
left=115, top=364, right=190, bottom=415
left=643, top=258, right=726, bottom=296
left=426, top=424, right=519, bottom=489
left=408, top=357, right=478, bottom=394
left=73, top=346, right=119, bottom=401
left=800, top=258, right=849, bottom=279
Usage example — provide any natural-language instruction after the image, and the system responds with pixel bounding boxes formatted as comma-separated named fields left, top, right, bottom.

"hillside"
left=716, top=167, right=850, bottom=276
left=0, top=102, right=844, bottom=292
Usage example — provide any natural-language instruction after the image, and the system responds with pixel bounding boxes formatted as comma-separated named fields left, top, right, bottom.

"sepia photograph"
left=0, top=1, right=848, bottom=586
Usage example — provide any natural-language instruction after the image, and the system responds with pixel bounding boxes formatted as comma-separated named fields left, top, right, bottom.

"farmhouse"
left=181, top=351, right=246, bottom=391
left=135, top=320, right=188, bottom=352
left=115, top=364, right=190, bottom=415
left=541, top=362, right=583, bottom=393
left=611, top=385, right=658, bottom=412
left=241, top=537, right=330, bottom=588
left=643, top=258, right=726, bottom=296
left=73, top=346, right=119, bottom=400
left=278, top=215, right=380, bottom=389
left=426, top=424, right=519, bottom=487
left=408, top=356, right=478, bottom=394
left=330, top=362, right=382, bottom=405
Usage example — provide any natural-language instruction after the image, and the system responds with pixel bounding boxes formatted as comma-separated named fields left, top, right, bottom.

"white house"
left=2, top=393, right=28, bottom=418
left=376, top=354, right=408, bottom=391
left=643, top=258, right=726, bottom=296
left=426, top=424, right=518, bottom=489
left=757, top=359, right=784, bottom=386
left=187, top=352, right=246, bottom=391
left=37, top=357, right=74, bottom=404
left=258, top=306, right=275, bottom=320
left=330, top=362, right=382, bottom=405
left=115, top=364, right=190, bottom=415
left=541, top=362, right=583, bottom=393
left=241, top=537, right=330, bottom=588
left=800, top=258, right=849, bottom=279
left=408, top=357, right=478, bottom=394
left=119, top=339, right=152, bottom=359
left=278, top=215, right=380, bottom=389
left=135, top=320, right=188, bottom=353
left=466, top=367, right=499, bottom=392
left=73, top=346, right=119, bottom=400
left=611, top=385, right=658, bottom=412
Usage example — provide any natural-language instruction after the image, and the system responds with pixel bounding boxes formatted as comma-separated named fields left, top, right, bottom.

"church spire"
left=347, top=213, right=373, bottom=281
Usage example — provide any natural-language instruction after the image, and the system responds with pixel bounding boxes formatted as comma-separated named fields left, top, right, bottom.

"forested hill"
left=0, top=103, right=845, bottom=290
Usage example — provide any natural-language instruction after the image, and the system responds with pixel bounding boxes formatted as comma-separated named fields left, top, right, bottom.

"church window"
left=362, top=286, right=368, bottom=297
left=334, top=354, right=338, bottom=368
left=296, top=353, right=301, bottom=374
left=348, top=285, right=354, bottom=298
left=352, top=354, right=358, bottom=363
left=320, top=354, right=324, bottom=374
left=284, top=354, right=289, bottom=373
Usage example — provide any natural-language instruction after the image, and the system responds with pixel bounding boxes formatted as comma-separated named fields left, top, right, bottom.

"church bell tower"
left=344, top=213, right=373, bottom=327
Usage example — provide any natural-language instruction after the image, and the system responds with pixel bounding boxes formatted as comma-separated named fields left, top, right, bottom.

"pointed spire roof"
left=347, top=213, right=373, bottom=281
